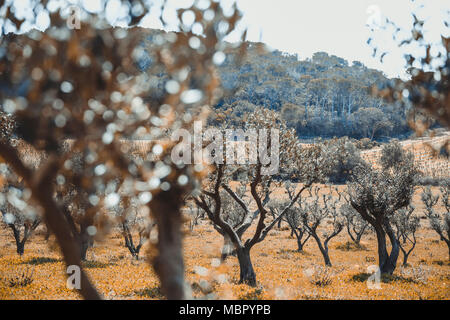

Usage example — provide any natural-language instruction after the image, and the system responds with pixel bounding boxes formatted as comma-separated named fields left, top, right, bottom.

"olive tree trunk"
left=236, top=247, right=256, bottom=286
left=374, top=223, right=399, bottom=274
left=150, top=188, right=186, bottom=300
left=311, top=233, right=332, bottom=267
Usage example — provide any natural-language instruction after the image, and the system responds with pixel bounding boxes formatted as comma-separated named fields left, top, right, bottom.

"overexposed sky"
left=230, top=0, right=449, bottom=79
left=85, top=0, right=450, bottom=78
left=7, top=0, right=450, bottom=79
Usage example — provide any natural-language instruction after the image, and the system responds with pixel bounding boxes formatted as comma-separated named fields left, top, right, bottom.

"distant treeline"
left=138, top=31, right=436, bottom=141
left=212, top=45, right=413, bottom=140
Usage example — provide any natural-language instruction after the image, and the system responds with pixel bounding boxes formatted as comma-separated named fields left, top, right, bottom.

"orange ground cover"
left=0, top=186, right=449, bottom=300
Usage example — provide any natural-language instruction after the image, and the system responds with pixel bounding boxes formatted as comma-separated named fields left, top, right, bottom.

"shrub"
left=354, top=138, right=380, bottom=150
left=7, top=267, right=34, bottom=287
left=335, top=241, right=368, bottom=251
left=307, top=266, right=333, bottom=287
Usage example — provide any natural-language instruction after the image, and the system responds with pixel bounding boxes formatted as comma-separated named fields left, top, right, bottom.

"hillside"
left=208, top=43, right=414, bottom=140
left=142, top=31, right=418, bottom=141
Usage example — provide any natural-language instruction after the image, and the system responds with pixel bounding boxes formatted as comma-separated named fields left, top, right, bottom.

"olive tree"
left=299, top=186, right=344, bottom=266
left=0, top=112, right=41, bottom=255
left=110, top=197, right=154, bottom=260
left=350, top=107, right=393, bottom=141
left=194, top=182, right=268, bottom=261
left=320, top=137, right=365, bottom=184
left=186, top=201, right=204, bottom=232
left=269, top=184, right=311, bottom=252
left=1, top=179, right=40, bottom=255
left=391, top=205, right=420, bottom=266
left=55, top=186, right=94, bottom=261
left=194, top=109, right=325, bottom=286
left=340, top=203, right=370, bottom=247
left=347, top=142, right=418, bottom=274
left=281, top=202, right=311, bottom=252
left=422, top=184, right=450, bottom=260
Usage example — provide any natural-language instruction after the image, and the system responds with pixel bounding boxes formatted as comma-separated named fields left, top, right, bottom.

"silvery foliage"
left=0, top=163, right=38, bottom=228
left=390, top=206, right=420, bottom=241
left=340, top=202, right=371, bottom=244
left=422, top=184, right=450, bottom=245
left=320, top=137, right=365, bottom=183
left=299, top=187, right=344, bottom=240
left=348, top=142, right=417, bottom=220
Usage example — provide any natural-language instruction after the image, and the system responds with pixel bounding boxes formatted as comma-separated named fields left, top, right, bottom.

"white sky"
left=7, top=0, right=450, bottom=79
left=232, top=0, right=449, bottom=79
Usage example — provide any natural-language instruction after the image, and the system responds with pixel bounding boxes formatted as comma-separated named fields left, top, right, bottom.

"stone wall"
left=360, top=135, right=450, bottom=178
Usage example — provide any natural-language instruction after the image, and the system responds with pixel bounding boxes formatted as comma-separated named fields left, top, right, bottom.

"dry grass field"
left=1, top=185, right=449, bottom=300
left=1, top=136, right=449, bottom=300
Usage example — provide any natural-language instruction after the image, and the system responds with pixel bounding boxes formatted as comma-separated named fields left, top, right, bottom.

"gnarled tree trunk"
left=292, top=228, right=310, bottom=252
left=311, top=233, right=332, bottom=267
left=296, top=237, right=304, bottom=252
left=236, top=247, right=256, bottom=286
left=149, top=187, right=186, bottom=300
left=7, top=220, right=40, bottom=256
left=11, top=227, right=25, bottom=256
left=16, top=241, right=25, bottom=256
left=374, top=223, right=399, bottom=274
